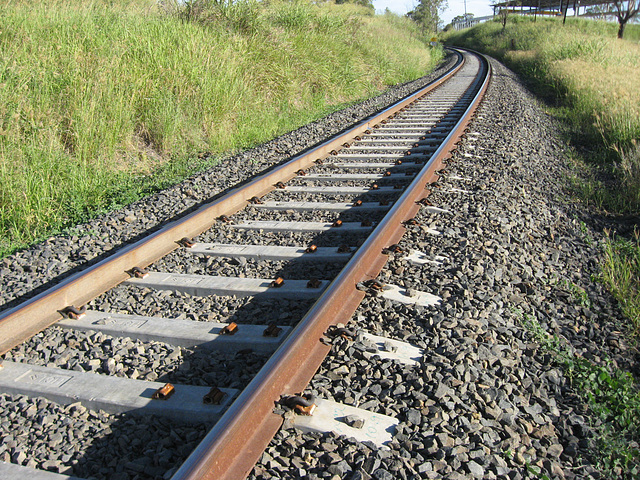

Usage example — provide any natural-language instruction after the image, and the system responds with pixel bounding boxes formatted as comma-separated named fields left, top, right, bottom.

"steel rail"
left=172, top=50, right=491, bottom=480
left=0, top=52, right=464, bottom=355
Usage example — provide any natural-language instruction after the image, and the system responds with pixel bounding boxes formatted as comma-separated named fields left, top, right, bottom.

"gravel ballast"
left=1, top=52, right=636, bottom=480
left=247, top=57, right=637, bottom=480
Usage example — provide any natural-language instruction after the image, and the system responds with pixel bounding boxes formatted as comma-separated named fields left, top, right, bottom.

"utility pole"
left=464, top=0, right=467, bottom=16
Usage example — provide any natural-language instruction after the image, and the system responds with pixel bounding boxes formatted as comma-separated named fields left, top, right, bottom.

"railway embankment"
left=444, top=20, right=640, bottom=477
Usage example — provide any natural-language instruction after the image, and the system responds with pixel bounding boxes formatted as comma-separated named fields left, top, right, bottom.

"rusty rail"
left=172, top=50, right=491, bottom=480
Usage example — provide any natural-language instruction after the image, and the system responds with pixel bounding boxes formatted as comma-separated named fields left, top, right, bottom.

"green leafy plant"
left=558, top=279, right=592, bottom=307
left=516, top=311, right=640, bottom=478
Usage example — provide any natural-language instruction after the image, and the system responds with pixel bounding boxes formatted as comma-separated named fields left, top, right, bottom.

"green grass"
left=0, top=0, right=441, bottom=257
left=518, top=312, right=640, bottom=478
left=599, top=230, right=640, bottom=338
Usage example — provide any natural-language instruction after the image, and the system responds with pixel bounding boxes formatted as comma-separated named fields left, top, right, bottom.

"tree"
left=613, top=0, right=640, bottom=38
left=408, top=0, right=448, bottom=33
left=499, top=2, right=509, bottom=30
left=451, top=12, right=474, bottom=23
left=491, top=0, right=511, bottom=30
left=335, top=0, right=375, bottom=11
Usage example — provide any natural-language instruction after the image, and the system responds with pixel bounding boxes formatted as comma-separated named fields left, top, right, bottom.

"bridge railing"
left=451, top=15, right=494, bottom=30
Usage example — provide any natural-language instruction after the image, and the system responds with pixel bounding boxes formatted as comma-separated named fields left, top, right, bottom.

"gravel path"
left=246, top=58, right=637, bottom=480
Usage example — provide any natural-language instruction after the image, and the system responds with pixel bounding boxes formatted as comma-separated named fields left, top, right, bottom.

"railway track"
left=0, top=48, right=490, bottom=480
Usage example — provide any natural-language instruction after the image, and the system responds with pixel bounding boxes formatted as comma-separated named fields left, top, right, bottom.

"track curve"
left=0, top=48, right=490, bottom=480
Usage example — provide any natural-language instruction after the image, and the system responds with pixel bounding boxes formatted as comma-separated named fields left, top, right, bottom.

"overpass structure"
left=491, top=0, right=628, bottom=19
left=452, top=0, right=636, bottom=29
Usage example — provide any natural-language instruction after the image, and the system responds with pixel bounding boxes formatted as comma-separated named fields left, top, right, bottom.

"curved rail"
left=0, top=48, right=490, bottom=480
left=172, top=49, right=491, bottom=480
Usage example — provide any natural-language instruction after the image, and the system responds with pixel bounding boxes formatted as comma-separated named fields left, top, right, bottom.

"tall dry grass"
left=444, top=17, right=640, bottom=210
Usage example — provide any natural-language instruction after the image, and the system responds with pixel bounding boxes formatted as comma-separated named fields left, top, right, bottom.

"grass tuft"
left=518, top=312, right=640, bottom=478
left=599, top=229, right=640, bottom=338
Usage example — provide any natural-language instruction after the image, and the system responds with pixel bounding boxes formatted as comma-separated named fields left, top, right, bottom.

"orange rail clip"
left=152, top=383, right=175, bottom=400
left=220, top=323, right=238, bottom=335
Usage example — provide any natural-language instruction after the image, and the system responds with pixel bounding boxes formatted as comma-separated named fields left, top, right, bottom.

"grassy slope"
left=444, top=15, right=640, bottom=337
left=0, top=0, right=442, bottom=256
left=444, top=16, right=640, bottom=477
left=445, top=17, right=640, bottom=151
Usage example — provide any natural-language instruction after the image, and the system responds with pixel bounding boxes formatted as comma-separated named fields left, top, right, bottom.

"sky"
left=372, top=0, right=494, bottom=27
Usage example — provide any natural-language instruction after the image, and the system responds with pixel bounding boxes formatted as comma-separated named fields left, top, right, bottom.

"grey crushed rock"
left=247, top=57, right=632, bottom=480
left=0, top=393, right=209, bottom=479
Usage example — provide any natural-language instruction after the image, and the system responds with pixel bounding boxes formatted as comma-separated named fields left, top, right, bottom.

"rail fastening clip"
left=203, top=387, right=226, bottom=405
left=152, top=383, right=175, bottom=400
left=58, top=305, right=87, bottom=320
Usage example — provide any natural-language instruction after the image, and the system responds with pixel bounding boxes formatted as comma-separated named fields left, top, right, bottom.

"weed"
left=516, top=311, right=640, bottom=478
left=558, top=279, right=592, bottom=308
left=63, top=226, right=99, bottom=238
left=525, top=463, right=551, bottom=480
left=616, top=141, right=640, bottom=209
left=577, top=220, right=594, bottom=247
left=518, top=310, right=563, bottom=352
